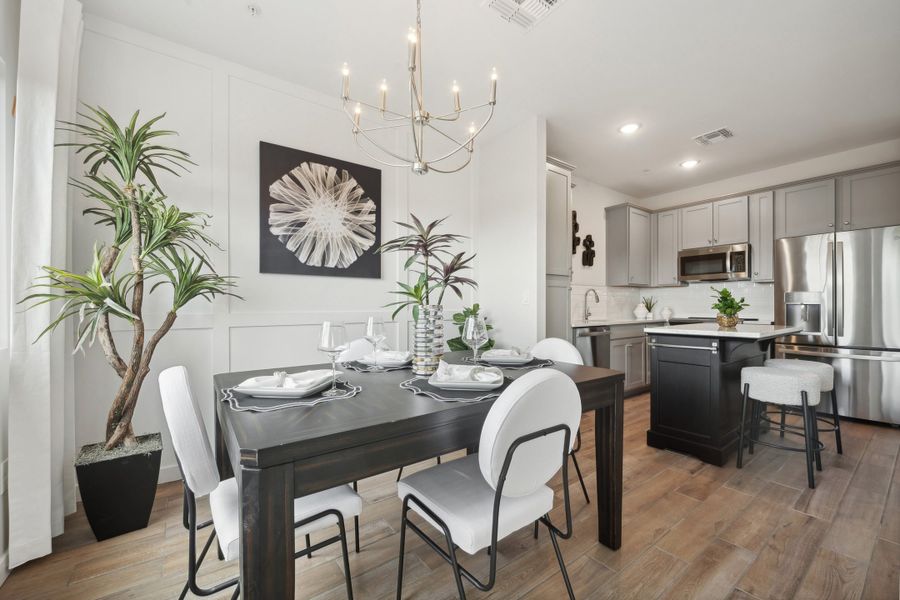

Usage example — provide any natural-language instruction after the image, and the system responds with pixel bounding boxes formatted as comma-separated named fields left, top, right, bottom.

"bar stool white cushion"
left=531, top=337, right=584, bottom=365
left=741, top=367, right=821, bottom=406
left=764, top=359, right=834, bottom=392
left=397, top=454, right=552, bottom=555
left=210, top=479, right=362, bottom=561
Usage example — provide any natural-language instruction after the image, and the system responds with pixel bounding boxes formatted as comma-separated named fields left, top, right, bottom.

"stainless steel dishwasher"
left=574, top=327, right=611, bottom=368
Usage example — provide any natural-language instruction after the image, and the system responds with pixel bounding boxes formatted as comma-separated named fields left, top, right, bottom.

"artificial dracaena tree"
left=22, top=106, right=238, bottom=450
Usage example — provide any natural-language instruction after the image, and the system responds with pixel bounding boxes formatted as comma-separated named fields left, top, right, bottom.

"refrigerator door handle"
left=825, top=241, right=834, bottom=340
left=835, top=241, right=844, bottom=338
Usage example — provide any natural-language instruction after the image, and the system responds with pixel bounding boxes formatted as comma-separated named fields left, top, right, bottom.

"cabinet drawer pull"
left=648, top=342, right=718, bottom=352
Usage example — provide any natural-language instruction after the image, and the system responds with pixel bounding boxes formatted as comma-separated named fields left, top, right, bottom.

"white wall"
left=0, top=0, right=21, bottom=582
left=568, top=177, right=640, bottom=322
left=74, top=17, right=478, bottom=485
left=641, top=138, right=900, bottom=210
left=474, top=116, right=547, bottom=349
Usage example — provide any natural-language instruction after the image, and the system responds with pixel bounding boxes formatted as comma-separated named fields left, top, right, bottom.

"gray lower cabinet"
left=749, top=191, right=774, bottom=282
left=606, top=204, right=651, bottom=286
left=774, top=178, right=836, bottom=239
left=838, top=165, right=900, bottom=231
left=610, top=335, right=647, bottom=393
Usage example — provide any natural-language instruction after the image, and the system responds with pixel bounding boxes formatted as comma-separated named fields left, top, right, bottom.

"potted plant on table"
left=710, top=286, right=749, bottom=328
left=378, top=215, right=477, bottom=375
left=22, top=106, right=237, bottom=540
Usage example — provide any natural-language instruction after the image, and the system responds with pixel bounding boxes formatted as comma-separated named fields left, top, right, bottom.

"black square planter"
left=75, top=433, right=162, bottom=541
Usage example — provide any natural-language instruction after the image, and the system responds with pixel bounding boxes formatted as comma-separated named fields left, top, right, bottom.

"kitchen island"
left=643, top=323, right=802, bottom=466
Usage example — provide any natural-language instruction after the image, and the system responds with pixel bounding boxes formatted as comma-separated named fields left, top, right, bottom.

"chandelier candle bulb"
left=407, top=28, right=417, bottom=70
left=379, top=79, right=388, bottom=112
left=341, top=63, right=350, bottom=99
left=353, top=103, right=362, bottom=128
left=452, top=81, right=461, bottom=112
left=489, top=68, right=498, bottom=104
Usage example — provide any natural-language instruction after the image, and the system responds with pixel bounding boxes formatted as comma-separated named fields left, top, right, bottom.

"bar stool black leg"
left=779, top=406, right=786, bottom=438
left=811, top=404, right=823, bottom=472
left=831, top=389, right=843, bottom=455
left=749, top=397, right=761, bottom=455
left=801, top=391, right=816, bottom=489
left=737, top=383, right=750, bottom=469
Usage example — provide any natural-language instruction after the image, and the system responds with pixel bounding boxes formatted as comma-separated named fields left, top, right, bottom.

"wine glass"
left=462, top=315, right=489, bottom=363
left=318, top=322, right=348, bottom=397
left=364, top=316, right=386, bottom=369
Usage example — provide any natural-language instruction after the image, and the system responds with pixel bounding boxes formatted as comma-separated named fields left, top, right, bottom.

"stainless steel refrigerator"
left=774, top=226, right=900, bottom=425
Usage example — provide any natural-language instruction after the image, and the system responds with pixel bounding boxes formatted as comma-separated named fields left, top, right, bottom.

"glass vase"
left=412, top=304, right=441, bottom=376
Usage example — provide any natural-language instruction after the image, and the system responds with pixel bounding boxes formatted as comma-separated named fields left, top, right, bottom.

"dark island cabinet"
left=646, top=334, right=768, bottom=466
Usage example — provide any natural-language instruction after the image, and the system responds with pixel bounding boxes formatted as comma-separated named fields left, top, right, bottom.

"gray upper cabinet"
left=749, top=191, right=774, bottom=282
left=680, top=203, right=713, bottom=249
left=774, top=178, right=835, bottom=239
left=655, top=209, right=680, bottom=286
left=545, top=168, right=571, bottom=276
left=838, top=165, right=900, bottom=231
left=712, top=196, right=749, bottom=245
left=605, top=204, right=651, bottom=286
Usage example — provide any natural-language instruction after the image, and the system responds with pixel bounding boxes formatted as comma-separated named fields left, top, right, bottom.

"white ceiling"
left=81, top=0, right=900, bottom=197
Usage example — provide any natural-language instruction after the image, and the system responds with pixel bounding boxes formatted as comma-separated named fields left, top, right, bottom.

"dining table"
left=213, top=351, right=625, bottom=599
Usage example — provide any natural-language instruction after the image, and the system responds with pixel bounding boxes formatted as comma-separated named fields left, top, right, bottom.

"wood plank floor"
left=2, top=393, right=899, bottom=599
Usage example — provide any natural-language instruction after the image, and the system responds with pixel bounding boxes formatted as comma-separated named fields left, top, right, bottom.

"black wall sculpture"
left=581, top=234, right=596, bottom=266
left=572, top=211, right=581, bottom=254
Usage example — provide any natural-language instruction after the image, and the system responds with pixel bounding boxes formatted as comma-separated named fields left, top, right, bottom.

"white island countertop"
left=643, top=323, right=802, bottom=340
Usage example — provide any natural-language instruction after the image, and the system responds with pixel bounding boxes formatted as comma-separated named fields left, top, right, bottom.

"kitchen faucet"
left=583, top=288, right=600, bottom=321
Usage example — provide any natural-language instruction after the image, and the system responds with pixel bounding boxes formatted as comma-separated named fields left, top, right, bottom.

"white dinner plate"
left=480, top=353, right=533, bottom=365
left=235, top=377, right=333, bottom=399
left=428, top=374, right=504, bottom=392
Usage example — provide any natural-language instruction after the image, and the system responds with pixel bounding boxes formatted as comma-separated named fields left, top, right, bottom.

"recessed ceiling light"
left=680, top=159, right=700, bottom=169
left=618, top=123, right=641, bottom=135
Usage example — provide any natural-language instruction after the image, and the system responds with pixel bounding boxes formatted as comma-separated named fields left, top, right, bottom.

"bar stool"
left=737, top=367, right=825, bottom=489
left=765, top=359, right=842, bottom=454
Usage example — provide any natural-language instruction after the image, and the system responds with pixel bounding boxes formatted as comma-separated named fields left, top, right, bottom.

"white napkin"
left=362, top=350, right=412, bottom=364
left=481, top=347, right=523, bottom=359
left=237, top=369, right=332, bottom=391
left=433, top=361, right=503, bottom=384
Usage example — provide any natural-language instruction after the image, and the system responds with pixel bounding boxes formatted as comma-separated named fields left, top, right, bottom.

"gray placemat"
left=220, top=380, right=362, bottom=412
left=462, top=356, right=555, bottom=370
left=399, top=376, right=511, bottom=403
left=341, top=360, right=412, bottom=374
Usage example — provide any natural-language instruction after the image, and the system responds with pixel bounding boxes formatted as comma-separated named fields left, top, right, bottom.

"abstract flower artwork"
left=259, top=142, right=381, bottom=278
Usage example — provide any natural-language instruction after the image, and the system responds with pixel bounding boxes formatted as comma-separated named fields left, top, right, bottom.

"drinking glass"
left=364, top=316, right=387, bottom=369
left=318, top=322, right=348, bottom=397
left=462, top=315, right=489, bottom=362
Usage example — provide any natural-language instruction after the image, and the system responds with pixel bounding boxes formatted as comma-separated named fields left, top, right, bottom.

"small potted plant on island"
left=710, top=286, right=749, bottom=328
left=22, top=107, right=237, bottom=540
left=641, top=296, right=657, bottom=320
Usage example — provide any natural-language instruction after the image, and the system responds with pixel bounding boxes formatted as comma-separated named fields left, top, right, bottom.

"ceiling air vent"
left=693, top=128, right=734, bottom=146
left=481, top=0, right=567, bottom=30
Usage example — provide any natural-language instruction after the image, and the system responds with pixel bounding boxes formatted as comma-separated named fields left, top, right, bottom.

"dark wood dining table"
left=213, top=352, right=624, bottom=599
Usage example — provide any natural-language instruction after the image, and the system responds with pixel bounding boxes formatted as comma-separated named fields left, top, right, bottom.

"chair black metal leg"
left=446, top=536, right=467, bottom=600
left=545, top=518, right=575, bottom=600
left=811, top=405, right=823, bottom=472
left=178, top=580, right=190, bottom=600
left=779, top=406, right=786, bottom=438
left=352, top=481, right=360, bottom=553
left=437, top=455, right=442, bottom=465
left=570, top=452, right=590, bottom=504
left=337, top=518, right=354, bottom=600
left=217, top=544, right=225, bottom=561
left=396, top=466, right=404, bottom=482
left=306, top=534, right=312, bottom=559
left=801, top=392, right=816, bottom=489
left=396, top=505, right=408, bottom=600
left=533, top=521, right=539, bottom=539
left=831, top=389, right=843, bottom=455
left=230, top=585, right=240, bottom=600
left=737, top=384, right=750, bottom=469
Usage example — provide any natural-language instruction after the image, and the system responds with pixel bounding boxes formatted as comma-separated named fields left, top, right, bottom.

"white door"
left=713, top=196, right=749, bottom=245
left=680, top=203, right=713, bottom=249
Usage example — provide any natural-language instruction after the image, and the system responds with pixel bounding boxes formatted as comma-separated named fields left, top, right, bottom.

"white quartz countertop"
left=643, top=323, right=802, bottom=340
left=573, top=318, right=667, bottom=328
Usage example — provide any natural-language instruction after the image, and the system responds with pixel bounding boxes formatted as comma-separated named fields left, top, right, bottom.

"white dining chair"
left=159, top=366, right=362, bottom=600
left=395, top=369, right=581, bottom=600
left=530, top=337, right=590, bottom=505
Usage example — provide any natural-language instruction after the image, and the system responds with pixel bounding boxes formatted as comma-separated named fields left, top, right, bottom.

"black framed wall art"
left=259, top=141, right=382, bottom=278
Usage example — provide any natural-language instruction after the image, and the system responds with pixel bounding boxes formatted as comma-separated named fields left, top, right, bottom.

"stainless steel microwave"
left=678, top=243, right=750, bottom=282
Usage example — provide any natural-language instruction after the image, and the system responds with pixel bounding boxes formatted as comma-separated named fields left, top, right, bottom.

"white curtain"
left=8, top=0, right=82, bottom=568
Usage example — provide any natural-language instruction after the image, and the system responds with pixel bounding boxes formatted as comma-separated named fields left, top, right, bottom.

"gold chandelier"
left=341, top=0, right=497, bottom=175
